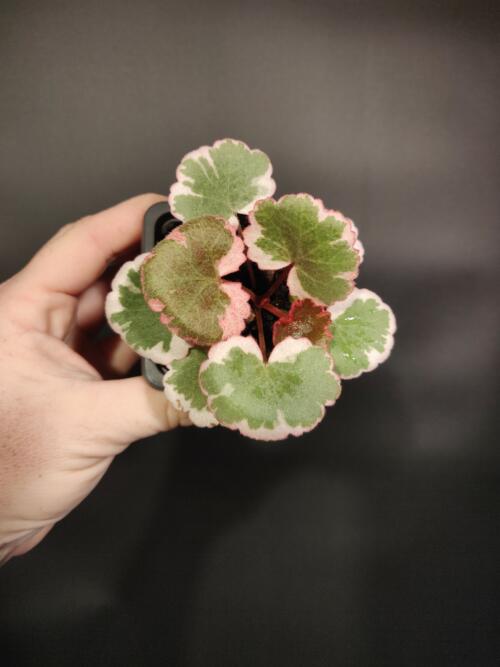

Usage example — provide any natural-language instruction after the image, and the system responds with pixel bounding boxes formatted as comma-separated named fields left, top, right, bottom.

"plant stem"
left=243, top=286, right=257, bottom=303
left=260, top=300, right=287, bottom=319
left=260, top=265, right=291, bottom=303
left=246, top=258, right=257, bottom=290
left=255, top=308, right=267, bottom=360
left=241, top=262, right=292, bottom=358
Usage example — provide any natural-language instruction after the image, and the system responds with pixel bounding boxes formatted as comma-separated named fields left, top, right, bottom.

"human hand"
left=0, top=194, right=190, bottom=565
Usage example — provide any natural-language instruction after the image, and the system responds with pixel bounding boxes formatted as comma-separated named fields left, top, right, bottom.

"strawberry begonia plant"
left=106, top=139, right=396, bottom=441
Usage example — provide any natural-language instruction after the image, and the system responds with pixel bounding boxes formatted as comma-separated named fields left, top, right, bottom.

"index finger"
left=19, top=194, right=165, bottom=295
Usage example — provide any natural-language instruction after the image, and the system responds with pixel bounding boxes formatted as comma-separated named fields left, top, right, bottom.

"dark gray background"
left=1, top=1, right=499, bottom=665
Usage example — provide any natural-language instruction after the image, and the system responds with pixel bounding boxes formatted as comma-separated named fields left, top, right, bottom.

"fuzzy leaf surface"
left=105, top=254, right=189, bottom=364
left=199, top=336, right=341, bottom=441
left=169, top=138, right=276, bottom=225
left=141, top=216, right=250, bottom=346
left=328, top=288, right=396, bottom=378
left=272, top=299, right=333, bottom=347
left=163, top=348, right=217, bottom=427
left=244, top=194, right=360, bottom=305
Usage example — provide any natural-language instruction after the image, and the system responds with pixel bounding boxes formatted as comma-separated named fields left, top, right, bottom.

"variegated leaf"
left=244, top=194, right=361, bottom=305
left=328, top=288, right=396, bottom=378
left=164, top=348, right=217, bottom=427
left=141, top=216, right=251, bottom=346
left=169, top=138, right=276, bottom=225
left=199, top=336, right=341, bottom=441
left=105, top=254, right=189, bottom=364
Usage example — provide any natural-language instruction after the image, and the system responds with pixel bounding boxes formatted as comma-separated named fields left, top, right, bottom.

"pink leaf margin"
left=142, top=218, right=250, bottom=345
left=168, top=138, right=277, bottom=226
left=217, top=221, right=246, bottom=276
left=216, top=221, right=252, bottom=339
left=199, top=335, right=341, bottom=442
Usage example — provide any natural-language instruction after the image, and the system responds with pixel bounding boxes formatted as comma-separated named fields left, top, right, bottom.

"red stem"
left=242, top=262, right=293, bottom=359
left=246, top=259, right=257, bottom=290
left=260, top=265, right=291, bottom=303
left=255, top=308, right=267, bottom=360
left=260, top=300, right=287, bottom=319
left=243, top=286, right=257, bottom=303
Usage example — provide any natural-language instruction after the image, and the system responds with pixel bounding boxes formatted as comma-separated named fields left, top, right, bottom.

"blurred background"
left=1, top=1, right=499, bottom=665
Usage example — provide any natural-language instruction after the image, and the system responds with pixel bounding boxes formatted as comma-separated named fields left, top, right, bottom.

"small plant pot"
left=141, top=201, right=182, bottom=389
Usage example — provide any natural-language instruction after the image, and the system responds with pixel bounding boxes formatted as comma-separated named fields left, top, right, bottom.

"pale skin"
left=0, top=194, right=190, bottom=566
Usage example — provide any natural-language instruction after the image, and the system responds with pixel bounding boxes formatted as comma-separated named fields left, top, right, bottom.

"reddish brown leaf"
left=272, top=299, right=333, bottom=347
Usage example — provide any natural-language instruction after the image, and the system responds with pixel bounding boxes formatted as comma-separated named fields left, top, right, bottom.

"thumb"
left=84, top=377, right=191, bottom=447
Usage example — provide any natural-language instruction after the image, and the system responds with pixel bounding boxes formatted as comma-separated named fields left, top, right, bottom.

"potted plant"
left=106, top=139, right=396, bottom=441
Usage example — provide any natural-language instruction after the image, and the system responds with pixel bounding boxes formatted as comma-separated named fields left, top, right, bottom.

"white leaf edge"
left=244, top=194, right=362, bottom=304
left=327, top=288, right=397, bottom=379
left=199, top=335, right=341, bottom=442
left=168, top=138, right=277, bottom=226
left=105, top=253, right=190, bottom=365
left=163, top=360, right=218, bottom=429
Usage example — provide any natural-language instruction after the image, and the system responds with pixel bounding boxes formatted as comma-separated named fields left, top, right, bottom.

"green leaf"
left=169, top=138, right=276, bottom=225
left=141, top=216, right=251, bottom=346
left=164, top=348, right=217, bottom=427
left=199, top=336, right=341, bottom=441
left=243, top=194, right=361, bottom=305
left=105, top=254, right=189, bottom=364
left=273, top=299, right=333, bottom=347
left=328, top=288, right=396, bottom=379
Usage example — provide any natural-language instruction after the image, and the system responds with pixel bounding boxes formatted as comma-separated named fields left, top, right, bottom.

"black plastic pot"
left=141, top=201, right=182, bottom=390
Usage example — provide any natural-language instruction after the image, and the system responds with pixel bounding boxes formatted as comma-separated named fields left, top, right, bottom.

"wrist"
left=0, top=525, right=52, bottom=566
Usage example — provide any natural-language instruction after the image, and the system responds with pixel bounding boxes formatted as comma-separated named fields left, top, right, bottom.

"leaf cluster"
left=106, top=139, right=396, bottom=440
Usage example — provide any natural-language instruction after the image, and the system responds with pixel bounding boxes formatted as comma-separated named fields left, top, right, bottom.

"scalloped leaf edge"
left=168, top=138, right=277, bottom=226
left=199, top=335, right=341, bottom=441
left=328, top=288, right=396, bottom=379
left=244, top=193, right=362, bottom=305
left=163, top=350, right=218, bottom=428
left=142, top=218, right=251, bottom=345
left=105, top=253, right=190, bottom=364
